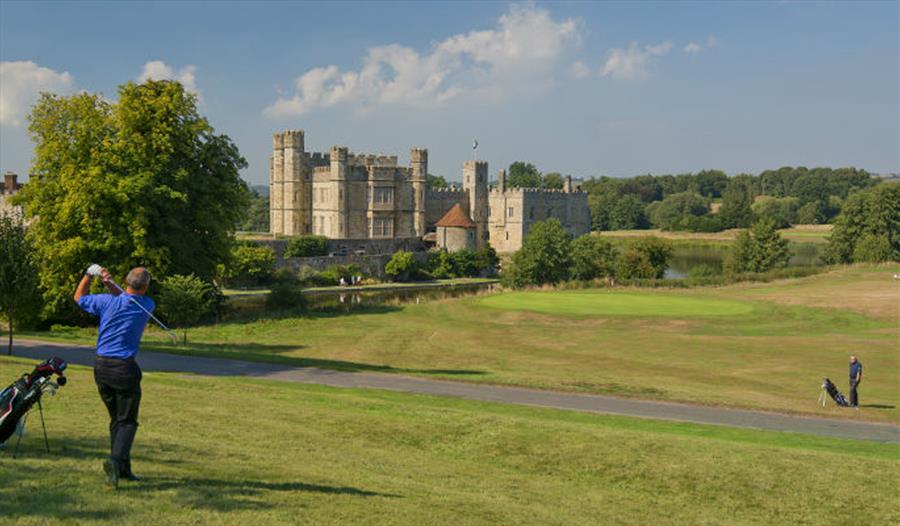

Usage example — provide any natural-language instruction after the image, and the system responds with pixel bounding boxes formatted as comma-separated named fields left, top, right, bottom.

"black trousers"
left=849, top=380, right=859, bottom=407
left=94, top=356, right=142, bottom=462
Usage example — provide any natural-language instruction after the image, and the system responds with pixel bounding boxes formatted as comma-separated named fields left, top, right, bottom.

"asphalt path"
left=9, top=339, right=899, bottom=444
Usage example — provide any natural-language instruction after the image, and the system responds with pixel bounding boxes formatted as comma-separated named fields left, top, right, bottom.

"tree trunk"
left=183, top=329, right=188, bottom=345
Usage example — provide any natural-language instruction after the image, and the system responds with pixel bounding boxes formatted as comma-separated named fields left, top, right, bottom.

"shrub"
left=266, top=281, right=306, bottom=312
left=426, top=250, right=453, bottom=279
left=385, top=251, right=418, bottom=281
left=687, top=264, right=720, bottom=278
left=474, top=244, right=500, bottom=274
left=615, top=249, right=657, bottom=279
left=450, top=249, right=480, bottom=277
left=672, top=214, right=723, bottom=233
left=157, top=274, right=213, bottom=343
left=627, top=236, right=674, bottom=279
left=724, top=218, right=791, bottom=274
left=225, top=243, right=275, bottom=287
left=284, top=235, right=328, bottom=258
left=570, top=235, right=617, bottom=280
left=852, top=234, right=893, bottom=263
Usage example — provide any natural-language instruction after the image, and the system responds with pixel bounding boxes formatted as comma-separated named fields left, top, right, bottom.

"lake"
left=665, top=243, right=823, bottom=279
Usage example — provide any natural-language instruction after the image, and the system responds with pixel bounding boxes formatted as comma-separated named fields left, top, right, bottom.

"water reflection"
left=665, top=244, right=823, bottom=279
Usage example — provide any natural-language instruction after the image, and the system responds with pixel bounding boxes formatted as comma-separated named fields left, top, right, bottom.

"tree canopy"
left=825, top=183, right=900, bottom=264
left=507, top=162, right=542, bottom=189
left=18, top=80, right=248, bottom=320
left=504, top=219, right=572, bottom=287
left=0, top=213, right=41, bottom=354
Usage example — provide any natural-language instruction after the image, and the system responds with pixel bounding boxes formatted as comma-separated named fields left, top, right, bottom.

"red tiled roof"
left=435, top=203, right=476, bottom=228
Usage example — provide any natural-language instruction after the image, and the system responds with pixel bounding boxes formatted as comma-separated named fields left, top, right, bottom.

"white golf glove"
left=86, top=264, right=103, bottom=277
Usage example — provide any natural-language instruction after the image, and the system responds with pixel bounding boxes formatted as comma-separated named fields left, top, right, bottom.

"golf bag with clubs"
left=821, top=377, right=849, bottom=407
left=0, top=357, right=68, bottom=447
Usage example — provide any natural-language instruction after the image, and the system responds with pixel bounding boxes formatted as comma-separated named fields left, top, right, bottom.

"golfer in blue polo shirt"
left=74, top=265, right=154, bottom=488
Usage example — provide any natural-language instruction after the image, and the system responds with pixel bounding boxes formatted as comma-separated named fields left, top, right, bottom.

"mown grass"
left=1, top=358, right=897, bottom=525
left=20, top=266, right=900, bottom=423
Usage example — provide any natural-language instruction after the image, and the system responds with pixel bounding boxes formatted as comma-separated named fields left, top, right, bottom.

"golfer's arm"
left=73, top=275, right=92, bottom=303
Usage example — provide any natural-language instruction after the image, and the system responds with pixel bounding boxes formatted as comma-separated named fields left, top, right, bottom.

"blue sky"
left=1, top=1, right=897, bottom=186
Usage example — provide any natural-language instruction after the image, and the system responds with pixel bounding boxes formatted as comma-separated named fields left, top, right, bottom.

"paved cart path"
left=9, top=339, right=899, bottom=444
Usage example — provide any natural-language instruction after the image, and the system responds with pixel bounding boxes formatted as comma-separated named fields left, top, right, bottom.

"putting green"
left=478, top=290, right=755, bottom=317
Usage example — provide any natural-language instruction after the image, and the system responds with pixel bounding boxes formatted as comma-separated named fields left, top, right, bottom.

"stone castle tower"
left=410, top=148, right=427, bottom=237
left=270, top=130, right=311, bottom=236
left=462, top=160, right=489, bottom=247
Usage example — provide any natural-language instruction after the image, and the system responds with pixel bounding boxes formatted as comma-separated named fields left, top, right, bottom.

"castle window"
left=505, top=232, right=509, bottom=240
left=373, top=217, right=393, bottom=237
left=373, top=187, right=393, bottom=205
left=508, top=207, right=514, bottom=218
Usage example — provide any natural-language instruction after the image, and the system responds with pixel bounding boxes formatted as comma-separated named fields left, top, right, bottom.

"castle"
left=269, top=130, right=590, bottom=252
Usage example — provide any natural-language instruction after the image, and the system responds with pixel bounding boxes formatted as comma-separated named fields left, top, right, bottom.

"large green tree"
left=18, top=80, right=248, bottom=320
left=505, top=219, right=572, bottom=287
left=570, top=235, right=617, bottom=280
left=724, top=218, right=791, bottom=273
left=718, top=176, right=755, bottom=228
left=825, top=183, right=900, bottom=263
left=647, top=192, right=709, bottom=230
left=0, top=213, right=41, bottom=354
left=541, top=172, right=565, bottom=190
left=507, top=162, right=542, bottom=189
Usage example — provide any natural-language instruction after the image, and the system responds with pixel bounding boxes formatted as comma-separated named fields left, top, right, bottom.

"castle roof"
left=435, top=203, right=476, bottom=229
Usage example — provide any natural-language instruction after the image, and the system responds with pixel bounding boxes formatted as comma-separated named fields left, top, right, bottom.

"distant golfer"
left=849, top=355, right=863, bottom=408
left=74, top=265, right=154, bottom=487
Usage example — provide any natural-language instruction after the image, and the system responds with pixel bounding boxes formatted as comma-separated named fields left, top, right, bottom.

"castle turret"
left=463, top=160, right=488, bottom=247
left=497, top=169, right=506, bottom=193
left=270, top=130, right=311, bottom=236
left=564, top=175, right=573, bottom=193
left=410, top=148, right=428, bottom=237
left=270, top=133, right=285, bottom=235
left=331, top=145, right=350, bottom=238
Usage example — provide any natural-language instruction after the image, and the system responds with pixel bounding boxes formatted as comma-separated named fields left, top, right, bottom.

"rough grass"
left=21, top=266, right=900, bottom=423
left=1, top=358, right=897, bottom=526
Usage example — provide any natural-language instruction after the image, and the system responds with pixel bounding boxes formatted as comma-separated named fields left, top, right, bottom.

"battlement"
left=427, top=187, right=467, bottom=195
left=273, top=130, right=304, bottom=150
left=489, top=187, right=587, bottom=195
left=348, top=153, right=399, bottom=167
left=308, top=152, right=330, bottom=167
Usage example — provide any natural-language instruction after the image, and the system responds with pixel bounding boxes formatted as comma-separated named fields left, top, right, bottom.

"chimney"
left=564, top=175, right=573, bottom=193
left=4, top=172, right=17, bottom=194
left=498, top=169, right=506, bottom=192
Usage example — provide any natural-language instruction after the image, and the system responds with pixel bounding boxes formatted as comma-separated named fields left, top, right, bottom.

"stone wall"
left=277, top=251, right=429, bottom=278
left=425, top=187, right=469, bottom=230
left=252, top=236, right=426, bottom=259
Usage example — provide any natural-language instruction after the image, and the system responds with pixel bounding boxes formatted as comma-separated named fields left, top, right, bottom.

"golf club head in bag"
left=0, top=357, right=67, bottom=445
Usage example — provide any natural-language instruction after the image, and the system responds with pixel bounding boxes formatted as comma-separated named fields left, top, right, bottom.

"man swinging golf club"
left=74, top=265, right=155, bottom=488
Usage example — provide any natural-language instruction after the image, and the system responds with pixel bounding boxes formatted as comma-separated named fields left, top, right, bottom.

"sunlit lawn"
left=22, top=266, right=900, bottom=423
left=1, top=358, right=897, bottom=525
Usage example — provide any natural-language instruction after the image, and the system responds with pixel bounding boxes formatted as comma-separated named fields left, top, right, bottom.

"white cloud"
left=600, top=41, right=672, bottom=80
left=570, top=61, right=591, bottom=79
left=264, top=3, right=582, bottom=117
left=684, top=35, right=718, bottom=54
left=683, top=42, right=703, bottom=54
left=0, top=61, right=74, bottom=126
left=138, top=60, right=199, bottom=95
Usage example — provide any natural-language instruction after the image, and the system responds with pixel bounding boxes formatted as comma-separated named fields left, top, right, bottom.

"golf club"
left=88, top=266, right=178, bottom=344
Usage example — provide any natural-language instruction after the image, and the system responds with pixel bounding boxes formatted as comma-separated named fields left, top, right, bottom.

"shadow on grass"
left=140, top=342, right=487, bottom=377
left=860, top=404, right=896, bottom=409
left=133, top=477, right=401, bottom=499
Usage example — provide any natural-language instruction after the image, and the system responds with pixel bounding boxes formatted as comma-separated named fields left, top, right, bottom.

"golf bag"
left=0, top=357, right=68, bottom=446
left=821, top=377, right=849, bottom=407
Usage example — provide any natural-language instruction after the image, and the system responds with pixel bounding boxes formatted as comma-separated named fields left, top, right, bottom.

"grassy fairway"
left=1, top=358, right=897, bottom=525
left=479, top=291, right=754, bottom=317
left=22, top=266, right=900, bottom=423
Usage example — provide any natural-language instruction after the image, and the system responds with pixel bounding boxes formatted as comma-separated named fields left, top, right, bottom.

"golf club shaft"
left=106, top=279, right=178, bottom=342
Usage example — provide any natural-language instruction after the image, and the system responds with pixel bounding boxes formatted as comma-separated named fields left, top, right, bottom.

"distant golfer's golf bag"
left=821, top=377, right=849, bottom=407
left=0, top=357, right=68, bottom=447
